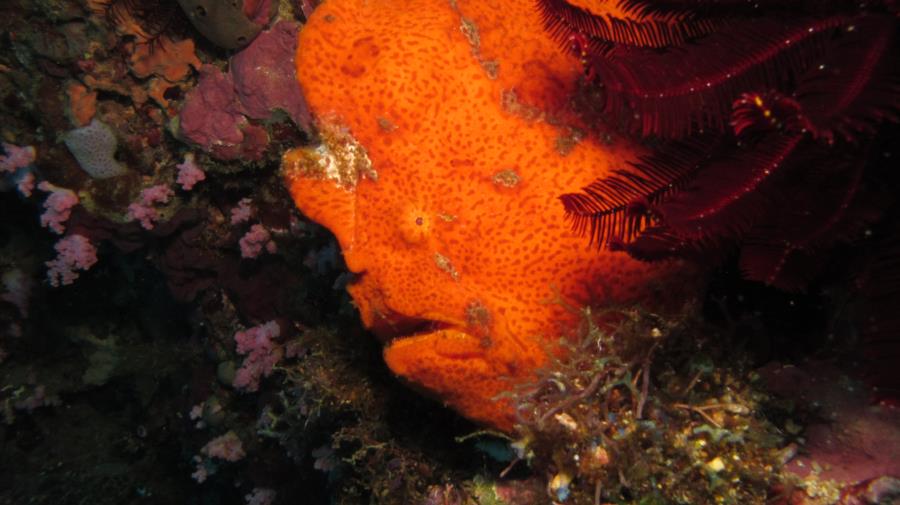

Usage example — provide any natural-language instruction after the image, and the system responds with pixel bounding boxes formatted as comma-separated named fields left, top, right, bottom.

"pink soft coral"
left=201, top=431, right=246, bottom=461
left=46, top=234, right=98, bottom=287
left=192, top=430, right=246, bottom=483
left=230, top=197, right=254, bottom=225
left=175, top=153, right=205, bottom=190
left=245, top=488, right=276, bottom=505
left=1, top=144, right=36, bottom=197
left=239, top=224, right=276, bottom=259
left=38, top=182, right=79, bottom=234
left=233, top=321, right=282, bottom=392
left=0, top=143, right=35, bottom=173
left=239, top=224, right=278, bottom=258
left=16, top=171, right=35, bottom=197
left=127, top=184, right=174, bottom=230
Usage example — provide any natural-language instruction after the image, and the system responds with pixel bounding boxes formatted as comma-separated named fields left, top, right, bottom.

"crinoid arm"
left=594, top=16, right=847, bottom=138
left=536, top=0, right=720, bottom=52
left=559, top=136, right=714, bottom=247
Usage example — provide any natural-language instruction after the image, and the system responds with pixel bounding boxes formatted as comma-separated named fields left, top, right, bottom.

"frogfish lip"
left=346, top=271, right=467, bottom=345
left=368, top=312, right=463, bottom=345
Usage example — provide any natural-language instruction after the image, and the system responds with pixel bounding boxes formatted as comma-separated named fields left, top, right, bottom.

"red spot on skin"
left=340, top=36, right=379, bottom=77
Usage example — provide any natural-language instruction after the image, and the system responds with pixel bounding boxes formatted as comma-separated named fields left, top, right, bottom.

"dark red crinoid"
left=540, top=0, right=900, bottom=392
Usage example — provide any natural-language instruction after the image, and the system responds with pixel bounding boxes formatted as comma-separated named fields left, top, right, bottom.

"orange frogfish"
left=283, top=0, right=698, bottom=432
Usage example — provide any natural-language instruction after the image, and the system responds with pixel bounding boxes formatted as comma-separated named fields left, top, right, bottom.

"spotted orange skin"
left=284, top=0, right=696, bottom=432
